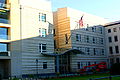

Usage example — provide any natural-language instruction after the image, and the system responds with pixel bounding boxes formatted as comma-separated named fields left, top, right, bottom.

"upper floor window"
left=109, top=46, right=113, bottom=54
left=76, top=34, right=81, bottom=41
left=39, top=13, right=46, bottom=22
left=108, top=37, right=112, bottom=43
left=113, top=28, right=117, bottom=32
left=108, top=29, right=111, bottom=33
left=39, top=44, right=47, bottom=53
left=100, top=38, right=103, bottom=44
left=0, top=43, right=8, bottom=52
left=0, top=28, right=8, bottom=40
left=99, top=27, right=103, bottom=34
left=114, top=36, right=118, bottom=42
left=39, top=28, right=47, bottom=37
left=115, top=46, right=119, bottom=54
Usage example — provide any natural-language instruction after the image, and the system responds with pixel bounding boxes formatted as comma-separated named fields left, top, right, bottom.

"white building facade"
left=105, top=21, right=120, bottom=65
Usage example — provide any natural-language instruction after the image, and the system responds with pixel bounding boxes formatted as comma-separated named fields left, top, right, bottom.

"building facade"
left=105, top=21, right=120, bottom=65
left=53, top=7, right=108, bottom=72
left=0, top=0, right=55, bottom=78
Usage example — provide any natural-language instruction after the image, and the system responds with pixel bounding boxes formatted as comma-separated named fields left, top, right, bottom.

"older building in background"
left=0, top=0, right=55, bottom=78
left=104, top=21, right=120, bottom=65
left=53, top=7, right=108, bottom=72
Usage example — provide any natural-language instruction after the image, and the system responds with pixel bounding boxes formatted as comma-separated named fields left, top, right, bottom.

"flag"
left=79, top=15, right=84, bottom=27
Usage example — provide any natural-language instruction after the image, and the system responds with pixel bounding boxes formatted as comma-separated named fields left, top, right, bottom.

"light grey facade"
left=105, top=21, right=120, bottom=65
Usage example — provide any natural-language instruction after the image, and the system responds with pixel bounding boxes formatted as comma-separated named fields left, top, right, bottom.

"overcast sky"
left=51, top=0, right=120, bottom=22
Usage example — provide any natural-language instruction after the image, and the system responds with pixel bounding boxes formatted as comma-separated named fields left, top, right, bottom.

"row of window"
left=108, top=27, right=120, bottom=33
left=76, top=34, right=104, bottom=44
left=77, top=61, right=102, bottom=69
left=80, top=26, right=103, bottom=34
left=0, top=43, right=47, bottom=53
left=109, top=46, right=119, bottom=54
left=73, top=47, right=105, bottom=56
left=108, top=36, right=118, bottom=42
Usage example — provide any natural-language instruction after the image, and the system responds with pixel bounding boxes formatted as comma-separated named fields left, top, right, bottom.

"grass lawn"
left=47, top=73, right=110, bottom=80
left=100, top=77, right=120, bottom=80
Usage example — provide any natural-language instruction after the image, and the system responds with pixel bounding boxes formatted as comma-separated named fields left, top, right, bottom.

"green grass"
left=48, top=73, right=109, bottom=80
left=100, top=77, right=120, bottom=80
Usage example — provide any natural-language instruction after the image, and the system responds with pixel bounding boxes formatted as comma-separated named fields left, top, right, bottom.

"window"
left=88, top=62, right=90, bottom=66
left=76, top=34, right=81, bottom=41
left=116, top=58, right=119, bottom=63
left=109, top=47, right=113, bottom=54
left=93, top=37, right=95, bottom=43
left=115, top=46, right=119, bottom=53
left=77, top=62, right=80, bottom=69
left=114, top=36, right=118, bottom=42
left=39, top=28, right=47, bottom=37
left=101, top=49, right=104, bottom=55
left=39, top=13, right=46, bottom=22
left=108, top=29, right=111, bottom=33
left=86, top=36, right=89, bottom=43
left=100, top=38, right=103, bottom=44
left=43, top=62, right=47, bottom=69
left=93, top=48, right=96, bottom=55
left=39, top=44, right=46, bottom=52
left=0, top=28, right=8, bottom=40
left=86, top=48, right=90, bottom=55
left=99, top=27, right=103, bottom=34
left=113, top=28, right=117, bottom=32
left=108, top=37, right=112, bottom=43
left=0, top=43, right=8, bottom=52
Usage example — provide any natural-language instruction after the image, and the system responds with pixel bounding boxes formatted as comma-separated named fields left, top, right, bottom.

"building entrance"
left=0, top=59, right=10, bottom=79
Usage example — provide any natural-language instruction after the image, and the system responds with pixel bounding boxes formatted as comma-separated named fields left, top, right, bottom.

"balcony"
left=0, top=51, right=10, bottom=56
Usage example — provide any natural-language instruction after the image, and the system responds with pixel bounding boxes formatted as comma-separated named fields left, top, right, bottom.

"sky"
left=51, top=0, right=120, bottom=22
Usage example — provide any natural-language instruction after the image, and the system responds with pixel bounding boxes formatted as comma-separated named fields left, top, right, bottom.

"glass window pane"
left=0, top=43, right=7, bottom=52
left=0, top=28, right=8, bottom=40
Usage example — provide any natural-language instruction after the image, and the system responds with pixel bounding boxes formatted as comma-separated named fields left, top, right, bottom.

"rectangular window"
left=77, top=62, right=80, bottom=69
left=39, top=28, right=47, bottom=37
left=108, top=37, right=112, bottom=43
left=86, top=48, right=90, bottom=55
left=93, top=48, right=96, bottom=55
left=114, top=36, right=118, bottom=42
left=108, top=29, right=111, bottom=33
left=0, top=43, right=8, bottom=52
left=0, top=28, right=8, bottom=40
left=39, top=13, right=46, bottom=22
left=76, top=34, right=81, bottom=41
left=109, top=47, right=113, bottom=54
left=101, top=49, right=104, bottom=55
left=113, top=28, right=117, bottom=32
left=39, top=44, right=46, bottom=53
left=99, top=27, right=103, bottom=34
left=116, top=58, right=119, bottom=63
left=100, top=38, right=103, bottom=44
left=115, top=46, right=119, bottom=53
left=43, top=62, right=47, bottom=69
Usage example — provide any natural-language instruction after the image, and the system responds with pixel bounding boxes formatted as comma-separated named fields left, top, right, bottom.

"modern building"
left=104, top=21, right=120, bottom=65
left=0, top=0, right=55, bottom=78
left=53, top=7, right=108, bottom=72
